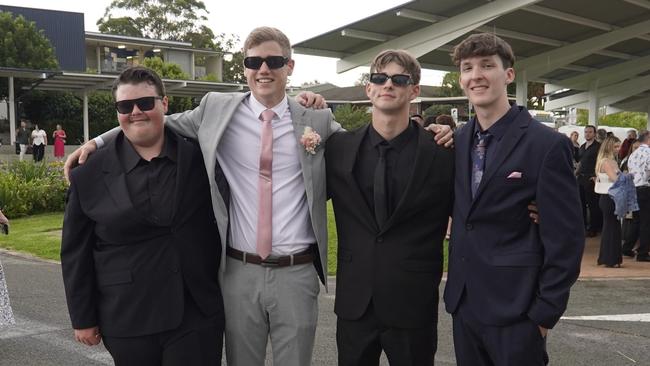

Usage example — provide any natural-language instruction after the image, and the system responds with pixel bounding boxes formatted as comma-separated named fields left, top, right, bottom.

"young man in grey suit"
left=66, top=27, right=453, bottom=365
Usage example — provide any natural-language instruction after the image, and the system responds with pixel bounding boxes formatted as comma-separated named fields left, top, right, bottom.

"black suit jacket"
left=326, top=125, right=454, bottom=328
left=444, top=106, right=584, bottom=329
left=61, top=130, right=224, bottom=337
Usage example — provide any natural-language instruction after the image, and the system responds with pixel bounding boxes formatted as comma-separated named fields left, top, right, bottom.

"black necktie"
left=374, top=142, right=391, bottom=227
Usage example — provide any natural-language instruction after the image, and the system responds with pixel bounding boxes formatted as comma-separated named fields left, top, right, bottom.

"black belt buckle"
left=261, top=257, right=280, bottom=267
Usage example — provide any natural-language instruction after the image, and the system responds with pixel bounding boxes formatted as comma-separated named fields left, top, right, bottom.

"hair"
left=243, top=26, right=292, bottom=58
left=638, top=130, right=650, bottom=144
left=435, top=114, right=456, bottom=130
left=424, top=115, right=437, bottom=127
left=570, top=131, right=579, bottom=138
left=451, top=33, right=515, bottom=69
left=584, top=125, right=596, bottom=133
left=111, top=66, right=165, bottom=99
left=370, top=49, right=421, bottom=85
left=595, top=136, right=621, bottom=173
left=597, top=128, right=608, bottom=141
left=411, top=113, right=423, bottom=119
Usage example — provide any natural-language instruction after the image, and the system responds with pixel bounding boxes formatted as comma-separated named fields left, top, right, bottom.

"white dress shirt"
left=628, top=143, right=650, bottom=187
left=217, top=94, right=315, bottom=255
left=31, top=129, right=47, bottom=145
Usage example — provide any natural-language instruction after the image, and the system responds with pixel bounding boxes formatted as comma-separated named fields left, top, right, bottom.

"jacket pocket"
left=96, top=270, right=133, bottom=287
left=491, top=252, right=542, bottom=267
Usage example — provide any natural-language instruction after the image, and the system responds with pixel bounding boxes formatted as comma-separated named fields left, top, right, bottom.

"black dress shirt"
left=472, top=103, right=520, bottom=174
left=117, top=129, right=177, bottom=226
left=354, top=121, right=418, bottom=221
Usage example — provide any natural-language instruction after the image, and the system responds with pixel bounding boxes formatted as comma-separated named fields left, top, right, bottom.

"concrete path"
left=1, top=250, right=649, bottom=365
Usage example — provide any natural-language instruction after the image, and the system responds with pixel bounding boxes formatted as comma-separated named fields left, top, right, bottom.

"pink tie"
left=257, top=109, right=275, bottom=259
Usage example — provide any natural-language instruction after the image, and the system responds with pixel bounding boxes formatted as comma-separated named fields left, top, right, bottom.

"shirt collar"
left=247, top=93, right=289, bottom=122
left=118, top=128, right=177, bottom=173
left=368, top=120, right=417, bottom=153
left=473, top=103, right=519, bottom=141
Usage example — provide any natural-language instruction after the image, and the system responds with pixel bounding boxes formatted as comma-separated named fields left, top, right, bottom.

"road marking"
left=561, top=313, right=650, bottom=322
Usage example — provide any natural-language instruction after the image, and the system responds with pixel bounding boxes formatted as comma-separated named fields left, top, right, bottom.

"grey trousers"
left=222, top=256, right=320, bottom=366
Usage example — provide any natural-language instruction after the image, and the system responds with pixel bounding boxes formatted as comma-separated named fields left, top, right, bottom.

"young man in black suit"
left=326, top=50, right=454, bottom=365
left=443, top=33, right=584, bottom=365
left=61, top=66, right=224, bottom=365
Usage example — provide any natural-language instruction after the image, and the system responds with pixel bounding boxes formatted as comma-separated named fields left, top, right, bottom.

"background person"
left=0, top=209, right=15, bottom=328
left=16, top=120, right=30, bottom=161
left=627, top=131, right=650, bottom=262
left=31, top=124, right=47, bottom=162
left=576, top=125, right=602, bottom=237
left=594, top=136, right=623, bottom=268
left=410, top=113, right=424, bottom=126
left=52, top=124, right=67, bottom=161
left=619, top=129, right=637, bottom=160
left=621, top=140, right=642, bottom=257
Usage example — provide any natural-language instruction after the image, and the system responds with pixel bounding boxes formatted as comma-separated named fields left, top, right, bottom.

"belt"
left=226, top=246, right=314, bottom=267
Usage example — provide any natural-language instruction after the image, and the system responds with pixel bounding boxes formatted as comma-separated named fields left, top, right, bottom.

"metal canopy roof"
left=0, top=68, right=246, bottom=97
left=293, top=0, right=650, bottom=118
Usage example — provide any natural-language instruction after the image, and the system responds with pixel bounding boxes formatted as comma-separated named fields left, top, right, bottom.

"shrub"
left=333, top=104, right=370, bottom=131
left=0, top=161, right=67, bottom=218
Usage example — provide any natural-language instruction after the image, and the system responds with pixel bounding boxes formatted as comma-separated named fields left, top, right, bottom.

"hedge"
left=0, top=161, right=67, bottom=217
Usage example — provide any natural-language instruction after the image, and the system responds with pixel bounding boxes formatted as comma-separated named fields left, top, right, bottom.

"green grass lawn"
left=0, top=212, right=63, bottom=261
left=0, top=206, right=449, bottom=275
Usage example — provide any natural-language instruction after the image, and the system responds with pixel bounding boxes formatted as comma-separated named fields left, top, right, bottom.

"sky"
left=0, top=0, right=447, bottom=87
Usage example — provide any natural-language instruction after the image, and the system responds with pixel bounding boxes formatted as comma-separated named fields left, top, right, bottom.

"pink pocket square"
left=507, top=171, right=523, bottom=179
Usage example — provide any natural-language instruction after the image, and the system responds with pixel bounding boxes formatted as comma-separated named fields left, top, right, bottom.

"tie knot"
left=377, top=142, right=391, bottom=157
left=260, top=109, right=276, bottom=123
left=477, top=132, right=492, bottom=147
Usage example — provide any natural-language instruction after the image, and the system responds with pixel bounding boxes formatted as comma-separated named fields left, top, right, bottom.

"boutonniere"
left=300, top=126, right=321, bottom=155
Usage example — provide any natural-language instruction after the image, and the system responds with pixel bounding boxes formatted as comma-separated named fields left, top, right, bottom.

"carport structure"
left=293, top=0, right=650, bottom=128
left=1, top=67, right=246, bottom=144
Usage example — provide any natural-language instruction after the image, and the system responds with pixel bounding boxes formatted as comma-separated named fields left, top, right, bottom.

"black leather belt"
left=226, top=246, right=314, bottom=267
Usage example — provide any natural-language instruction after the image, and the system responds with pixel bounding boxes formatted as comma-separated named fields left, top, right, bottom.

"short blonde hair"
left=243, top=27, right=292, bottom=58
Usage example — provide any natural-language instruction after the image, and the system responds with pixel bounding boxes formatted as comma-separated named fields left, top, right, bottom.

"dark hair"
left=584, top=125, right=596, bottom=133
left=452, top=33, right=515, bottom=69
left=111, top=66, right=166, bottom=100
left=639, top=131, right=650, bottom=144
left=370, top=49, right=421, bottom=85
left=424, top=115, right=437, bottom=127
left=244, top=26, right=292, bottom=58
left=435, top=114, right=456, bottom=130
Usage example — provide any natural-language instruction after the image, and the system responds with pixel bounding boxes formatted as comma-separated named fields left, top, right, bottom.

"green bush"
left=333, top=104, right=370, bottom=131
left=0, top=161, right=67, bottom=218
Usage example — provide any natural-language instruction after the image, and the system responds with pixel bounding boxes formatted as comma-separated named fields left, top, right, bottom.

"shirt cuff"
left=94, top=136, right=105, bottom=149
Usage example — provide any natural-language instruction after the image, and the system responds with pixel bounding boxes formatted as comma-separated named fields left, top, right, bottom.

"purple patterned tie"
left=257, top=109, right=276, bottom=259
left=471, top=132, right=492, bottom=198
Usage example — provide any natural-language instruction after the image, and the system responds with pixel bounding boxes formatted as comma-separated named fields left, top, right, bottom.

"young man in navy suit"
left=443, top=33, right=584, bottom=365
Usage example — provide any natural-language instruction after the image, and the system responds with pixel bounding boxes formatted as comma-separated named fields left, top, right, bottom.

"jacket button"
left=376, top=236, right=384, bottom=243
left=466, top=223, right=473, bottom=230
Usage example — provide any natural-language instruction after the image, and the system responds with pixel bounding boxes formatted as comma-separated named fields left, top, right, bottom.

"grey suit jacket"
left=102, top=92, right=341, bottom=287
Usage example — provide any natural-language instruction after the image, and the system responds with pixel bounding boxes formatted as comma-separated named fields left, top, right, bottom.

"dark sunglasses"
left=244, top=56, right=290, bottom=70
left=369, top=73, right=413, bottom=86
left=115, top=96, right=164, bottom=114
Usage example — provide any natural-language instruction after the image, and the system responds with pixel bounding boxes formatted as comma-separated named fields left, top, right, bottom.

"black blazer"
left=61, top=130, right=224, bottom=337
left=444, top=106, right=584, bottom=329
left=326, top=125, right=454, bottom=329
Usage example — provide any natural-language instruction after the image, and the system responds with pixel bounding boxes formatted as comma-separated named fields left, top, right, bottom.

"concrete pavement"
left=2, top=250, right=649, bottom=365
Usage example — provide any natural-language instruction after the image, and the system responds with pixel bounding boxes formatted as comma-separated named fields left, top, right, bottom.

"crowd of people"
left=14, top=120, right=67, bottom=162
left=574, top=126, right=650, bottom=267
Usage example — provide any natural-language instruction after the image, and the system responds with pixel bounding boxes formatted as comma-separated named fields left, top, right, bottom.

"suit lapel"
left=171, top=134, right=192, bottom=222
left=102, top=134, right=140, bottom=223
left=341, top=124, right=377, bottom=230
left=457, top=120, right=475, bottom=208
left=380, top=128, right=436, bottom=233
left=472, top=110, right=530, bottom=203
left=288, top=98, right=315, bottom=211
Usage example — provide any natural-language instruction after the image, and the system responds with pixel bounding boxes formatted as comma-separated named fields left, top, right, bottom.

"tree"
left=0, top=11, right=59, bottom=98
left=222, top=49, right=245, bottom=84
left=141, top=57, right=193, bottom=113
left=355, top=73, right=370, bottom=86
left=97, top=0, right=209, bottom=41
left=440, top=72, right=462, bottom=97
left=333, top=104, right=370, bottom=131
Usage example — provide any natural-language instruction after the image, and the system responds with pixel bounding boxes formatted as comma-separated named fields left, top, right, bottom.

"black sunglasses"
left=115, top=96, right=164, bottom=114
left=369, top=73, right=413, bottom=86
left=243, top=56, right=290, bottom=70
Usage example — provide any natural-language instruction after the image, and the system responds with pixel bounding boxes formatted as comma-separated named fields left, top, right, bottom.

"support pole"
left=588, top=82, right=599, bottom=126
left=8, top=76, right=16, bottom=145
left=83, top=92, right=89, bottom=143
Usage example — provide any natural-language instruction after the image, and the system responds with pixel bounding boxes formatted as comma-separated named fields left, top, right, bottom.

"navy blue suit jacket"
left=443, top=106, right=584, bottom=329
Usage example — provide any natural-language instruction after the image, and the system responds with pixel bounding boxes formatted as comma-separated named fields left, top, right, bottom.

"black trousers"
left=102, top=295, right=224, bottom=366
left=622, top=213, right=640, bottom=253
left=578, top=176, right=602, bottom=232
left=337, top=302, right=436, bottom=366
left=636, top=187, right=650, bottom=257
left=32, top=144, right=45, bottom=162
left=452, top=299, right=548, bottom=366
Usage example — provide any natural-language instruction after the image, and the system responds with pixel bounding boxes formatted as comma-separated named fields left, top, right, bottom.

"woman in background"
left=52, top=124, right=67, bottom=161
left=594, top=136, right=623, bottom=268
left=0, top=209, right=15, bottom=327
